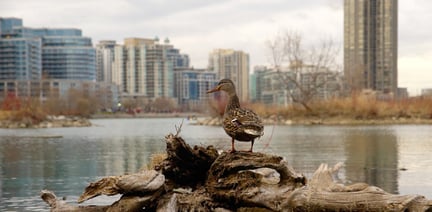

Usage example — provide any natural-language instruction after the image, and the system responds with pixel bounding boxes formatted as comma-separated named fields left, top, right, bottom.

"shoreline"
left=1, top=113, right=431, bottom=128
left=91, top=112, right=432, bottom=126
left=90, top=112, right=205, bottom=119
left=190, top=116, right=432, bottom=126
left=0, top=115, right=91, bottom=129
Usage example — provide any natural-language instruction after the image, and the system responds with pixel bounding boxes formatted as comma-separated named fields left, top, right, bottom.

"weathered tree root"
left=41, top=190, right=108, bottom=212
left=158, top=133, right=219, bottom=188
left=41, top=133, right=432, bottom=211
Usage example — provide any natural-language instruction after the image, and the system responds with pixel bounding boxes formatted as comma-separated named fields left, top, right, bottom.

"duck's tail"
left=243, top=124, right=264, bottom=137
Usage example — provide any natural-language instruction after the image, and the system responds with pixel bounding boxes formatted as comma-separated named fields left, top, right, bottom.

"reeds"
left=247, top=96, right=432, bottom=120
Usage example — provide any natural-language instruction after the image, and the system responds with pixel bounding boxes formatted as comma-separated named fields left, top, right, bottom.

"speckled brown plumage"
left=207, top=79, right=264, bottom=152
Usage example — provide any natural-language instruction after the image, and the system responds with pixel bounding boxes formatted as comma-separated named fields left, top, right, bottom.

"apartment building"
left=208, top=49, right=250, bottom=102
left=0, top=17, right=96, bottom=81
left=344, top=0, right=398, bottom=95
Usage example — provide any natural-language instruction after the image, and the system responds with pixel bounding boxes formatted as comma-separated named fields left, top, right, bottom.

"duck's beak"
left=207, top=85, right=221, bottom=93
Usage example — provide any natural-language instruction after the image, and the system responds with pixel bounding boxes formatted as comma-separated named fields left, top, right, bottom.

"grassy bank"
left=2, top=94, right=432, bottom=126
left=0, top=94, right=94, bottom=127
left=244, top=96, right=432, bottom=124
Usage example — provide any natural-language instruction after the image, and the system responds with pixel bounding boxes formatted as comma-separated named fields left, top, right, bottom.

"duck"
left=207, top=79, right=264, bottom=152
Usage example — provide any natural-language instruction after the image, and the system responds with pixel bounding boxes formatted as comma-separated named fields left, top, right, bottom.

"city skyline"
left=1, top=0, right=431, bottom=95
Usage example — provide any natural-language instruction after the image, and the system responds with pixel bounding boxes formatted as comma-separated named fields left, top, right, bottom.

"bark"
left=77, top=170, right=165, bottom=203
left=41, top=133, right=432, bottom=211
left=158, top=133, right=219, bottom=188
left=41, top=190, right=108, bottom=212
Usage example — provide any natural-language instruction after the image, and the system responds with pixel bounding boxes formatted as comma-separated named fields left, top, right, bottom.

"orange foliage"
left=1, top=92, right=21, bottom=110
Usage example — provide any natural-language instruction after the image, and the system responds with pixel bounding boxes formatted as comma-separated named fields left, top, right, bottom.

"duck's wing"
left=226, top=108, right=264, bottom=136
left=232, top=108, right=262, bottom=124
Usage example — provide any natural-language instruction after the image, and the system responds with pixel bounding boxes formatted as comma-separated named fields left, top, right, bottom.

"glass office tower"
left=0, top=17, right=96, bottom=81
left=0, top=18, right=42, bottom=80
left=42, top=36, right=96, bottom=80
left=0, top=38, right=42, bottom=80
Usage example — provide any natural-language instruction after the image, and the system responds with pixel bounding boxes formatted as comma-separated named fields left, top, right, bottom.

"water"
left=1, top=118, right=432, bottom=211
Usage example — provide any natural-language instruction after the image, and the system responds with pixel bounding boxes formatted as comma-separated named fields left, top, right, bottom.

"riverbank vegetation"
left=206, top=94, right=432, bottom=125
left=252, top=96, right=432, bottom=119
left=2, top=89, right=432, bottom=127
left=0, top=90, right=96, bottom=128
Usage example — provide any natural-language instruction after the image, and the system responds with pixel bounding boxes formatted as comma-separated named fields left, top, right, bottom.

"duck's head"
left=207, top=79, right=236, bottom=94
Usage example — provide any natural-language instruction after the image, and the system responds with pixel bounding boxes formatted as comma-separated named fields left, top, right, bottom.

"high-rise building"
left=208, top=49, right=250, bottom=102
left=96, top=40, right=116, bottom=83
left=344, top=0, right=398, bottom=95
left=113, top=38, right=153, bottom=98
left=0, top=37, right=42, bottom=80
left=41, top=30, right=96, bottom=80
left=112, top=37, right=186, bottom=100
left=174, top=68, right=217, bottom=111
left=0, top=17, right=96, bottom=81
left=0, top=18, right=42, bottom=80
left=0, top=17, right=22, bottom=34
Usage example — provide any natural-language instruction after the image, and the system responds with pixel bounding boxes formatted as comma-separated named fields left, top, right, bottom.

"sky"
left=1, top=0, right=431, bottom=95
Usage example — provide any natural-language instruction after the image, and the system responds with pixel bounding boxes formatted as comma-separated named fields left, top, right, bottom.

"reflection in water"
left=98, top=137, right=162, bottom=175
left=265, top=126, right=346, bottom=178
left=0, top=119, right=170, bottom=211
left=1, top=119, right=432, bottom=211
left=344, top=128, right=398, bottom=194
left=396, top=125, right=432, bottom=197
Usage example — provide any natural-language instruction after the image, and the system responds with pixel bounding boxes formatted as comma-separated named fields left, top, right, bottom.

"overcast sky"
left=1, top=0, right=431, bottom=95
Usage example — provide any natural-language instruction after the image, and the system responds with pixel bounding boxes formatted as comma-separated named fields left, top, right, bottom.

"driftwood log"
left=41, top=132, right=432, bottom=211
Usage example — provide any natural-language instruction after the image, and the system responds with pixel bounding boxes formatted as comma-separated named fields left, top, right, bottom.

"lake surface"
left=1, top=118, right=432, bottom=211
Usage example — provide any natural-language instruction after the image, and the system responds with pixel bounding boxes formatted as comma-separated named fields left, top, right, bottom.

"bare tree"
left=265, top=30, right=341, bottom=111
left=150, top=97, right=177, bottom=113
left=121, top=98, right=138, bottom=113
left=63, top=87, right=99, bottom=117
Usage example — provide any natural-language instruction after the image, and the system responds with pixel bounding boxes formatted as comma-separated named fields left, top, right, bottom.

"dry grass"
left=208, top=92, right=432, bottom=121
left=0, top=97, right=47, bottom=124
left=247, top=96, right=432, bottom=120
left=140, top=152, right=167, bottom=171
left=0, top=111, right=12, bottom=120
left=0, top=92, right=100, bottom=123
left=243, top=103, right=290, bottom=118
